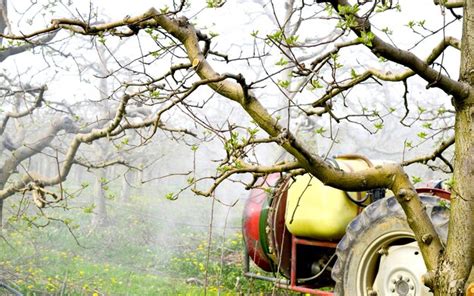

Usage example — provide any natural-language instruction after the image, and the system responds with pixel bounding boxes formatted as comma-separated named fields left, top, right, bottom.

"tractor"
left=242, top=154, right=454, bottom=296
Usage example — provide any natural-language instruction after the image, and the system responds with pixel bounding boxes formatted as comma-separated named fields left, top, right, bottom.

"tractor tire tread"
left=331, top=195, right=449, bottom=296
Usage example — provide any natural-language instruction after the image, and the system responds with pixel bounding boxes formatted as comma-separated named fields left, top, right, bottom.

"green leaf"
left=277, top=80, right=290, bottom=89
left=422, top=123, right=432, bottom=129
left=275, top=57, right=288, bottom=66
left=374, top=122, right=384, bottom=130
left=206, top=0, right=224, bottom=8
left=325, top=4, right=333, bottom=16
left=83, top=204, right=96, bottom=214
left=315, top=127, right=326, bottom=135
left=357, top=31, right=375, bottom=47
left=310, top=79, right=323, bottom=90
left=438, top=199, right=450, bottom=210
left=97, top=33, right=106, bottom=45
left=268, top=30, right=283, bottom=42
left=337, top=4, right=360, bottom=15
left=444, top=178, right=455, bottom=190
left=165, top=192, right=176, bottom=200
left=217, top=165, right=231, bottom=173
left=285, top=35, right=298, bottom=46
left=150, top=50, right=160, bottom=58
left=381, top=27, right=393, bottom=35
left=350, top=68, right=358, bottom=78
left=247, top=127, right=259, bottom=137
left=417, top=132, right=427, bottom=139
left=160, top=6, right=169, bottom=13
left=150, top=90, right=160, bottom=98
left=411, top=176, right=422, bottom=184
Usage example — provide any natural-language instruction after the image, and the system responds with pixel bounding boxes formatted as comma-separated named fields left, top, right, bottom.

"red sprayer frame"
left=243, top=187, right=451, bottom=295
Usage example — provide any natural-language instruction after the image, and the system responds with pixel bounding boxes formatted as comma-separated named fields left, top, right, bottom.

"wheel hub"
left=373, top=242, right=432, bottom=296
left=388, top=271, right=415, bottom=295
left=395, top=279, right=410, bottom=295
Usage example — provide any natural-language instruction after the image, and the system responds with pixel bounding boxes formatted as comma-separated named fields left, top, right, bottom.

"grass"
left=0, top=189, right=280, bottom=295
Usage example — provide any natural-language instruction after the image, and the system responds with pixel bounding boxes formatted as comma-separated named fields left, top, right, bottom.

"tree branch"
left=331, top=0, right=470, bottom=100
left=402, top=136, right=455, bottom=170
left=312, top=36, right=461, bottom=106
left=0, top=32, right=57, bottom=62
left=192, top=161, right=303, bottom=197
left=433, top=0, right=464, bottom=9
left=0, top=86, right=46, bottom=136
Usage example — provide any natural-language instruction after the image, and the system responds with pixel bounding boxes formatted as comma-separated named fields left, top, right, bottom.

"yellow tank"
left=285, top=156, right=371, bottom=240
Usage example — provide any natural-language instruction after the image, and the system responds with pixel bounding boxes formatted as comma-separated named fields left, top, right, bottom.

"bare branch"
left=312, top=36, right=462, bottom=107
left=0, top=86, right=46, bottom=136
left=0, top=32, right=57, bottom=62
left=331, top=0, right=470, bottom=99
left=402, top=136, right=455, bottom=170
left=192, top=161, right=302, bottom=197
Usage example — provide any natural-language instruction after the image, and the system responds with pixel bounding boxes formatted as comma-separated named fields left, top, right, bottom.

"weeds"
left=0, top=190, right=276, bottom=295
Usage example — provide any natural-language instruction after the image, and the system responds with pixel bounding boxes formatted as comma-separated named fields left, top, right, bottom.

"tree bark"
left=435, top=1, right=474, bottom=294
left=0, top=199, right=3, bottom=230
left=92, top=169, right=108, bottom=226
left=119, top=170, right=131, bottom=202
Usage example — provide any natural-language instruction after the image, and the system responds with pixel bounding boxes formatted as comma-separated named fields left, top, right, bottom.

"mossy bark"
left=435, top=1, right=474, bottom=293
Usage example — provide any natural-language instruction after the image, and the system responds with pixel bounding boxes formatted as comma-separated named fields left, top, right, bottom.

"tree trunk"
left=0, top=199, right=3, bottom=230
left=135, top=164, right=143, bottom=197
left=0, top=179, right=6, bottom=231
left=92, top=169, right=108, bottom=226
left=120, top=170, right=131, bottom=202
left=435, top=1, right=474, bottom=294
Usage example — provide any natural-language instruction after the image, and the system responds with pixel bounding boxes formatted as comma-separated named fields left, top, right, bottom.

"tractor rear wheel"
left=331, top=196, right=449, bottom=296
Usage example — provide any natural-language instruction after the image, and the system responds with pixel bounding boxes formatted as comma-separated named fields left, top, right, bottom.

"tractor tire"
left=331, top=195, right=449, bottom=296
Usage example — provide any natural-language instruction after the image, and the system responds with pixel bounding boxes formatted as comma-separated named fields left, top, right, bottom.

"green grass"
left=0, top=191, right=278, bottom=295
